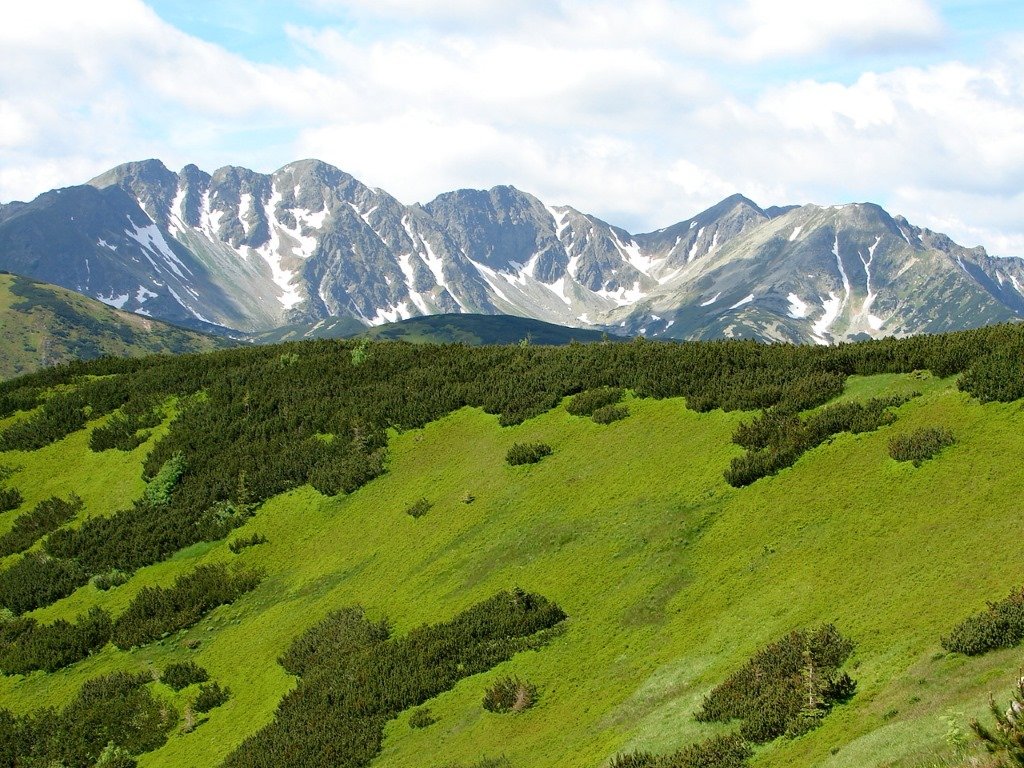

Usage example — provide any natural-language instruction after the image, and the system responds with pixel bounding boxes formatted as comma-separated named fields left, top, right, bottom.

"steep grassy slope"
left=0, top=272, right=230, bottom=379
left=1, top=367, right=1022, bottom=767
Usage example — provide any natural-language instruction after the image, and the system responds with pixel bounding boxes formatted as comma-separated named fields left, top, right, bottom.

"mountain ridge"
left=0, top=157, right=1021, bottom=344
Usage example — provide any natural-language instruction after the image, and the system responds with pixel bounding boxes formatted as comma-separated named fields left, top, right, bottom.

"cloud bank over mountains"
left=1, top=0, right=1022, bottom=255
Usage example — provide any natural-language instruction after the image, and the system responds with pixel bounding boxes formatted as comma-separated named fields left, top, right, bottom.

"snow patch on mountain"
left=127, top=222, right=192, bottom=279
left=252, top=187, right=303, bottom=310
left=700, top=292, right=721, bottom=306
left=813, top=292, right=842, bottom=345
left=97, top=291, right=130, bottom=309
left=787, top=293, right=809, bottom=318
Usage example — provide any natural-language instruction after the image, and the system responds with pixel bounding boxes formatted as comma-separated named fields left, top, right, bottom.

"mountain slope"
left=0, top=271, right=229, bottom=379
left=1, top=334, right=1023, bottom=768
left=249, top=312, right=619, bottom=345
left=2, top=158, right=1023, bottom=343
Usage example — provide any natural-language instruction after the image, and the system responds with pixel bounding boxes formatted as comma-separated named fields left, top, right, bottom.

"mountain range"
left=1, top=158, right=1022, bottom=344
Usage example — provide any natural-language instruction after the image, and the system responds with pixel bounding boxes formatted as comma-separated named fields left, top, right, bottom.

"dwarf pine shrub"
left=943, top=586, right=1024, bottom=655
left=161, top=661, right=210, bottom=691
left=592, top=404, right=629, bottom=424
left=888, top=426, right=955, bottom=466
left=696, top=624, right=856, bottom=743
left=228, top=532, right=267, bottom=553
left=405, top=498, right=432, bottom=518
left=0, top=488, right=22, bottom=513
left=506, top=443, right=552, bottom=466
left=566, top=387, right=624, bottom=416
left=194, top=681, right=230, bottom=713
left=409, top=707, right=437, bottom=729
left=482, top=676, right=537, bottom=713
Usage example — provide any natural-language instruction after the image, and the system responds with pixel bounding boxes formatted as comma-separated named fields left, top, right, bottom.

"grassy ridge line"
left=0, top=272, right=227, bottom=380
left=1, top=375, right=1022, bottom=766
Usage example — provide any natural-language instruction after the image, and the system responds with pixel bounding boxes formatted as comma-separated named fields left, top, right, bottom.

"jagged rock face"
left=0, top=157, right=1022, bottom=342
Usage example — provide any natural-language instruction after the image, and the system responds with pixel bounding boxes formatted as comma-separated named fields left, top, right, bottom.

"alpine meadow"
left=1, top=327, right=1024, bottom=767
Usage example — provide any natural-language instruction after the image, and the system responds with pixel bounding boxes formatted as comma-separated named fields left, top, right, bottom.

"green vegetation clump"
left=194, top=680, right=231, bottom=713
left=224, top=590, right=565, bottom=768
left=90, top=401, right=163, bottom=452
left=0, top=487, right=22, bottom=513
left=725, top=396, right=910, bottom=487
left=408, top=707, right=437, bottom=729
left=111, top=564, right=261, bottom=650
left=888, top=426, right=955, bottom=466
left=592, top=404, right=629, bottom=424
left=405, top=497, right=432, bottom=518
left=278, top=605, right=390, bottom=677
left=696, top=624, right=856, bottom=743
left=0, top=605, right=111, bottom=674
left=161, top=661, right=210, bottom=691
left=144, top=452, right=185, bottom=506
left=0, top=552, right=88, bottom=615
left=506, top=442, right=552, bottom=466
left=0, top=671, right=175, bottom=767
left=942, top=586, right=1024, bottom=655
left=970, top=671, right=1024, bottom=765
left=0, top=376, right=129, bottom=451
left=91, top=569, right=130, bottom=591
left=482, top=676, right=538, bottom=713
left=611, top=734, right=752, bottom=768
left=0, top=493, right=82, bottom=557
left=567, top=387, right=624, bottom=416
left=228, top=532, right=268, bottom=553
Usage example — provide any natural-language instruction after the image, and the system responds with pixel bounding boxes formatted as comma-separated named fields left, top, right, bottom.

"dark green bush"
left=228, top=532, right=267, bottom=554
left=0, top=494, right=82, bottom=557
left=0, top=487, right=22, bottom=513
left=506, top=442, right=552, bottom=466
left=0, top=606, right=111, bottom=674
left=888, top=426, right=955, bottom=466
left=225, top=590, right=565, bottom=768
left=482, top=676, right=537, bottom=713
left=725, top=397, right=909, bottom=487
left=567, top=387, right=624, bottom=416
left=278, top=605, right=390, bottom=678
left=408, top=707, right=437, bottom=729
left=0, top=670, right=175, bottom=767
left=405, top=498, right=432, bottom=518
left=161, top=661, right=210, bottom=691
left=111, top=564, right=261, bottom=650
left=194, top=681, right=230, bottom=713
left=0, top=552, right=88, bottom=614
left=90, top=401, right=163, bottom=453
left=144, top=453, right=185, bottom=506
left=592, top=404, right=629, bottom=424
left=696, top=625, right=856, bottom=743
left=943, top=586, right=1024, bottom=655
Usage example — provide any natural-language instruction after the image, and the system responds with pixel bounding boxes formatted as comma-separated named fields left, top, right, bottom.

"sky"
left=2, top=1, right=1023, bottom=255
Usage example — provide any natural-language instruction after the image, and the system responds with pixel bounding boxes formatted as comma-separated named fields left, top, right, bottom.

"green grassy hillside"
left=0, top=272, right=230, bottom=379
left=1, top=334, right=1023, bottom=767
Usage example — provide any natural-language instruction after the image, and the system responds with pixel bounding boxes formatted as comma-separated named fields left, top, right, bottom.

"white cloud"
left=1, top=0, right=1023, bottom=256
left=724, top=0, right=945, bottom=60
